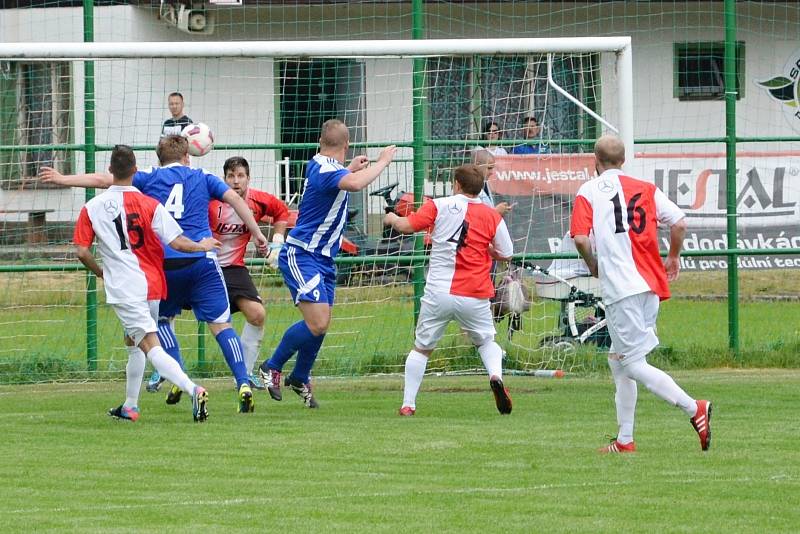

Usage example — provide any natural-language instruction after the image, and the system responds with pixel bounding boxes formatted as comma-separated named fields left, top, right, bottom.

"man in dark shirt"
left=161, top=92, right=192, bottom=137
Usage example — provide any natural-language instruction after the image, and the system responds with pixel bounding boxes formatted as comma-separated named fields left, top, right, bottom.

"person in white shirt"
left=74, top=145, right=219, bottom=423
left=385, top=164, right=515, bottom=416
left=570, top=135, right=712, bottom=453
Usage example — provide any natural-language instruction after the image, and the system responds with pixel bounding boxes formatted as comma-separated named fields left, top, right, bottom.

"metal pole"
left=197, top=322, right=206, bottom=371
left=83, top=0, right=98, bottom=372
left=724, top=0, right=739, bottom=354
left=411, top=0, right=425, bottom=323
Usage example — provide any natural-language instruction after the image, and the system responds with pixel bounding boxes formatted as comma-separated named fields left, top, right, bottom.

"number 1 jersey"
left=73, top=185, right=183, bottom=303
left=570, top=168, right=685, bottom=305
left=133, top=163, right=230, bottom=260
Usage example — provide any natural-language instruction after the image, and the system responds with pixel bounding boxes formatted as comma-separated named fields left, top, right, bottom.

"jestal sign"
left=489, top=153, right=800, bottom=229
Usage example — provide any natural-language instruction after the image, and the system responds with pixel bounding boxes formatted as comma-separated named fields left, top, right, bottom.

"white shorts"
left=414, top=292, right=496, bottom=350
left=606, top=291, right=660, bottom=364
left=112, top=300, right=160, bottom=346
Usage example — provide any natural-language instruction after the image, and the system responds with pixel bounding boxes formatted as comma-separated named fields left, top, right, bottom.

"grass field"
left=1, top=370, right=799, bottom=532
left=2, top=269, right=800, bottom=384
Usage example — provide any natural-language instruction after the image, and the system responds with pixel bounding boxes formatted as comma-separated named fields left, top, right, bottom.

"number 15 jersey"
left=570, top=168, right=685, bottom=305
left=73, top=185, right=183, bottom=303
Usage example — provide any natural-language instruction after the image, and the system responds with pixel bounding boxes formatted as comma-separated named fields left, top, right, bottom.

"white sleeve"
left=492, top=219, right=514, bottom=258
left=654, top=187, right=685, bottom=226
left=152, top=203, right=184, bottom=244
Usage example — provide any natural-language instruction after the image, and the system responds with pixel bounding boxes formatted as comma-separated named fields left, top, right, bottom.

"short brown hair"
left=223, top=156, right=250, bottom=177
left=319, top=119, right=349, bottom=150
left=109, top=144, right=136, bottom=180
left=157, top=135, right=189, bottom=165
left=453, top=164, right=485, bottom=196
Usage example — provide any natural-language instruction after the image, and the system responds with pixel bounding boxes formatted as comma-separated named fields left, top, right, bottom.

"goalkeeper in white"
left=385, top=164, right=515, bottom=416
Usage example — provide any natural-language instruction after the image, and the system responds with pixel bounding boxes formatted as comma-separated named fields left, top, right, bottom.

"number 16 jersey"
left=570, top=168, right=685, bottom=305
left=74, top=185, right=183, bottom=303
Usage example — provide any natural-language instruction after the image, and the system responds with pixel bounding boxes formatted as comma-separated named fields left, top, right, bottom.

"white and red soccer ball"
left=181, top=122, right=214, bottom=157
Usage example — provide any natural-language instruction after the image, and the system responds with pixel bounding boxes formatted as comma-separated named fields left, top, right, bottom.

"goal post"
left=0, top=38, right=633, bottom=382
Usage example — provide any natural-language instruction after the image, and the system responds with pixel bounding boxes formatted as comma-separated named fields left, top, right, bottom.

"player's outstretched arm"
left=75, top=246, right=103, bottom=278
left=664, top=217, right=687, bottom=282
left=573, top=234, right=598, bottom=278
left=168, top=235, right=221, bottom=253
left=40, top=167, right=113, bottom=188
left=383, top=212, right=415, bottom=234
left=221, top=189, right=269, bottom=253
left=338, top=145, right=397, bottom=192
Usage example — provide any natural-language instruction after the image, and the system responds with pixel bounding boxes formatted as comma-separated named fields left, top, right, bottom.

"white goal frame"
left=0, top=37, right=634, bottom=161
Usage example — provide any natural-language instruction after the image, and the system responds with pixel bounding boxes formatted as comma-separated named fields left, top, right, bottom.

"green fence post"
left=83, top=0, right=98, bottom=372
left=197, top=321, right=206, bottom=373
left=411, top=0, right=426, bottom=323
left=724, top=0, right=740, bottom=354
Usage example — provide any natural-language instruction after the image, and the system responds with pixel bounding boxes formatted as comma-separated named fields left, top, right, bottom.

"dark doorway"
left=279, top=59, right=365, bottom=205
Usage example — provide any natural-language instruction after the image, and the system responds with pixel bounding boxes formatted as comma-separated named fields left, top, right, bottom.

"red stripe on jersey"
left=450, top=202, right=502, bottom=299
left=570, top=195, right=593, bottom=237
left=73, top=206, right=95, bottom=247
left=122, top=191, right=168, bottom=301
left=618, top=175, right=670, bottom=300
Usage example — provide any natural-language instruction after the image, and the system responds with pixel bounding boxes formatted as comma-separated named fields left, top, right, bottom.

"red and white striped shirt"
left=407, top=194, right=514, bottom=299
left=73, top=185, right=183, bottom=303
left=209, top=188, right=289, bottom=267
left=570, top=168, right=685, bottom=305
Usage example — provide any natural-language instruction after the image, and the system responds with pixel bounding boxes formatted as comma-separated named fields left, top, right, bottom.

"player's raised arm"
left=338, top=145, right=397, bottom=192
left=384, top=197, right=436, bottom=235
left=221, top=189, right=268, bottom=253
left=40, top=166, right=113, bottom=188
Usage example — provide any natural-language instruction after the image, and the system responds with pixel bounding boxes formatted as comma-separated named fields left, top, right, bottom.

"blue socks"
left=157, top=320, right=184, bottom=368
left=263, top=320, right=325, bottom=383
left=215, top=327, right=249, bottom=388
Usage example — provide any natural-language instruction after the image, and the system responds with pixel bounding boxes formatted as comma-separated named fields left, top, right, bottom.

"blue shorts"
left=159, top=257, right=231, bottom=323
left=280, top=245, right=336, bottom=306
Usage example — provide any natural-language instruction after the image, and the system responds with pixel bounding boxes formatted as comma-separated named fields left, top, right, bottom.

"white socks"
left=124, top=346, right=146, bottom=408
left=477, top=341, right=503, bottom=380
left=402, top=350, right=428, bottom=409
left=608, top=358, right=637, bottom=444
left=147, top=346, right=197, bottom=396
left=241, top=321, right=264, bottom=374
left=624, top=359, right=697, bottom=417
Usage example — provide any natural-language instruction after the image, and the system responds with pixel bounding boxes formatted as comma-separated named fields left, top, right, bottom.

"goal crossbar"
left=0, top=36, right=634, bottom=164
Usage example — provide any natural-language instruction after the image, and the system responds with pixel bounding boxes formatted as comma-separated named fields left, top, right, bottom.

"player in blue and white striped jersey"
left=258, top=119, right=396, bottom=407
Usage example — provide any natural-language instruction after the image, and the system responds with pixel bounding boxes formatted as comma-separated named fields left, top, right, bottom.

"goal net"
left=0, top=38, right=633, bottom=383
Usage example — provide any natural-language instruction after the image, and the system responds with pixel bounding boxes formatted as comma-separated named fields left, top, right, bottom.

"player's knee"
left=245, top=305, right=265, bottom=327
left=306, top=319, right=329, bottom=337
left=471, top=333, right=494, bottom=347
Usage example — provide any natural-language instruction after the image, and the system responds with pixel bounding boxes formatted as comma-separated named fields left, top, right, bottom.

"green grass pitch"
left=1, top=370, right=799, bottom=532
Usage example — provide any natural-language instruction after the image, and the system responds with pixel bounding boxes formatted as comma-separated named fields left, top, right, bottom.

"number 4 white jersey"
left=407, top=194, right=514, bottom=299
left=570, top=168, right=685, bottom=305
left=73, top=185, right=183, bottom=304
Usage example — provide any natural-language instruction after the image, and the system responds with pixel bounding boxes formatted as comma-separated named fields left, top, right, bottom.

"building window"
left=674, top=42, right=745, bottom=101
left=0, top=62, right=73, bottom=189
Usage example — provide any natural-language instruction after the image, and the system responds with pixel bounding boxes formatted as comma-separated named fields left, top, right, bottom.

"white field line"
left=3, top=476, right=796, bottom=515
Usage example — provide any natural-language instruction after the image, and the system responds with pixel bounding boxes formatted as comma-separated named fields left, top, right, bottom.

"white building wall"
left=1, top=3, right=798, bottom=221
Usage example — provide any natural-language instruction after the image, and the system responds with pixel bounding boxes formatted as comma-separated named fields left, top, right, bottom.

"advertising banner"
left=489, top=153, right=800, bottom=271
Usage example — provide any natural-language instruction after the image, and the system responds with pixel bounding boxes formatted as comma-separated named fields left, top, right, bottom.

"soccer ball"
left=181, top=122, right=214, bottom=157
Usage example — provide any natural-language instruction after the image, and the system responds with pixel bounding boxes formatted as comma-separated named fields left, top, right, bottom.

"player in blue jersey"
left=257, top=119, right=396, bottom=407
left=41, top=136, right=269, bottom=413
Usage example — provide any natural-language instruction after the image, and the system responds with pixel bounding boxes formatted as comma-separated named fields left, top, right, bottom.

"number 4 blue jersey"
left=285, top=154, right=350, bottom=258
left=133, top=162, right=230, bottom=259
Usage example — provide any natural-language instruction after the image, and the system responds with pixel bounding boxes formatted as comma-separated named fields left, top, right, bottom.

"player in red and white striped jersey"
left=385, top=164, right=515, bottom=416
left=208, top=156, right=289, bottom=388
left=74, top=145, right=219, bottom=422
left=570, top=135, right=712, bottom=453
